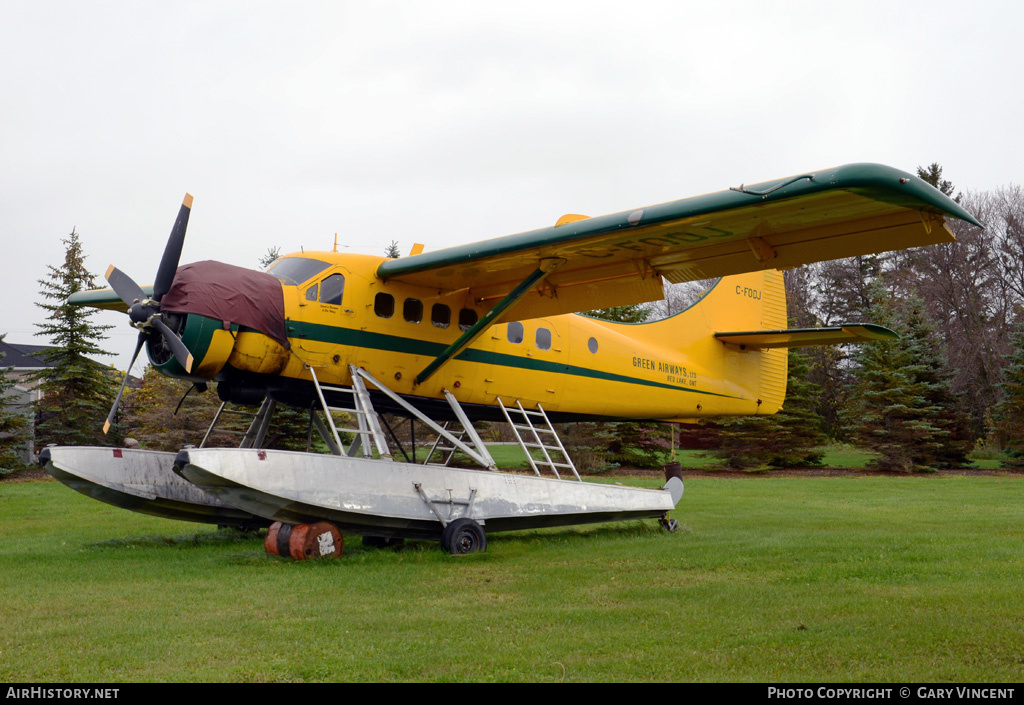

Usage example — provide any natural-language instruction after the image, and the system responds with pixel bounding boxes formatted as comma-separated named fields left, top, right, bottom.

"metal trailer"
left=43, top=365, right=683, bottom=554
left=175, top=446, right=683, bottom=552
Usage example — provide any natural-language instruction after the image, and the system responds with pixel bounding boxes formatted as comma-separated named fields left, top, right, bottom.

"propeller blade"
left=104, top=265, right=147, bottom=308
left=153, top=193, right=193, bottom=301
left=103, top=332, right=145, bottom=435
left=151, top=316, right=194, bottom=373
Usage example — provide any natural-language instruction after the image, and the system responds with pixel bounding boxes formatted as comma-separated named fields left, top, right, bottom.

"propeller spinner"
left=102, top=194, right=196, bottom=434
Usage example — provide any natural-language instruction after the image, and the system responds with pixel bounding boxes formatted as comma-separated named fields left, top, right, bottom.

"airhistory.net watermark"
left=5, top=688, right=119, bottom=700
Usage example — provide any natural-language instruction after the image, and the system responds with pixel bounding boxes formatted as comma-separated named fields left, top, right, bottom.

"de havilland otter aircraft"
left=43, top=163, right=981, bottom=557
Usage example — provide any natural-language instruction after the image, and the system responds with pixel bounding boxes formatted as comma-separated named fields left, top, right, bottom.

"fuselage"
left=150, top=251, right=785, bottom=422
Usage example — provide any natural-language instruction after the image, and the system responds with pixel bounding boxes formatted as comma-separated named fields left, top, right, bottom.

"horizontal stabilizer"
left=714, top=323, right=896, bottom=349
left=69, top=286, right=154, bottom=313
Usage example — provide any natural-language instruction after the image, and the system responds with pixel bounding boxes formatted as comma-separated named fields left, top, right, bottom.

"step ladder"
left=307, top=365, right=391, bottom=459
left=349, top=366, right=497, bottom=471
left=422, top=421, right=468, bottom=466
left=496, top=397, right=580, bottom=480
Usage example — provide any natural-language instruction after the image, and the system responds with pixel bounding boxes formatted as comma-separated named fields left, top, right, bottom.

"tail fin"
left=644, top=269, right=789, bottom=415
left=642, top=270, right=896, bottom=418
left=603, top=268, right=895, bottom=420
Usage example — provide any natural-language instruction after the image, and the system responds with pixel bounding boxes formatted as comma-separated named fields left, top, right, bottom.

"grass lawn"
left=449, top=442, right=1006, bottom=473
left=2, top=473, right=1023, bottom=682
left=665, top=445, right=1005, bottom=472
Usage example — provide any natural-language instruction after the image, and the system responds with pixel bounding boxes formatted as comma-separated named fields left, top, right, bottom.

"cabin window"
left=507, top=321, right=524, bottom=344
left=536, top=327, right=552, bottom=351
left=266, top=257, right=331, bottom=286
left=404, top=298, right=423, bottom=323
left=458, top=308, right=478, bottom=332
left=319, top=274, right=345, bottom=306
left=588, top=337, right=598, bottom=353
left=305, top=285, right=317, bottom=302
left=431, top=304, right=451, bottom=329
left=374, top=292, right=395, bottom=318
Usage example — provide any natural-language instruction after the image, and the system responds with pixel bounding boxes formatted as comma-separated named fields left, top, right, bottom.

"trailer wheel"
left=442, top=518, right=486, bottom=555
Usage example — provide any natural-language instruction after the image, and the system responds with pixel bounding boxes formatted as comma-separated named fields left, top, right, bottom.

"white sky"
left=2, top=0, right=1022, bottom=372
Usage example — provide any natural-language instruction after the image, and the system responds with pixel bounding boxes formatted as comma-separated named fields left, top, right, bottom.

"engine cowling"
left=147, top=313, right=237, bottom=382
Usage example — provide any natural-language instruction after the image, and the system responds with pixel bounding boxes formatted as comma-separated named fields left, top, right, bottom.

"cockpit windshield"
left=266, top=257, right=332, bottom=286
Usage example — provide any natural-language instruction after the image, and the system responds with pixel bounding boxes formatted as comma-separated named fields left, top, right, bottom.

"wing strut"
left=414, top=259, right=563, bottom=385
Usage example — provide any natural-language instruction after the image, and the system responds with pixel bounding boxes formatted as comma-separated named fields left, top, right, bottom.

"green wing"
left=377, top=163, right=980, bottom=320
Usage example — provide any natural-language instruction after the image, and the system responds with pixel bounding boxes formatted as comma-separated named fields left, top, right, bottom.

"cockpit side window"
left=319, top=274, right=345, bottom=306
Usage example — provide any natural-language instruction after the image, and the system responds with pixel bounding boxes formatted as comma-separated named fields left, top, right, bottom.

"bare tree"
left=908, top=191, right=1011, bottom=434
left=647, top=278, right=715, bottom=320
left=996, top=185, right=1024, bottom=306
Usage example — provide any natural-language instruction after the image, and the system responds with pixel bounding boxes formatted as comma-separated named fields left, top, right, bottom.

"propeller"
left=103, top=332, right=145, bottom=435
left=102, top=194, right=195, bottom=434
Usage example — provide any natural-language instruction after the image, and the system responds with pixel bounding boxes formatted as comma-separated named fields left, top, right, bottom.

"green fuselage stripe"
left=287, top=320, right=736, bottom=398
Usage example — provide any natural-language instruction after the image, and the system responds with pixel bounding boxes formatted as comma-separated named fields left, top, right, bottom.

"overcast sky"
left=3, top=1, right=1022, bottom=372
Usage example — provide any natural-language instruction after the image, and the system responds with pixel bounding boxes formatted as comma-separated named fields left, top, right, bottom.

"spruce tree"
left=582, top=304, right=649, bottom=323
left=29, top=229, right=119, bottom=447
left=807, top=256, right=885, bottom=440
left=900, top=298, right=971, bottom=467
left=601, top=420, right=670, bottom=469
left=258, top=246, right=281, bottom=269
left=768, top=348, right=828, bottom=467
left=713, top=347, right=826, bottom=469
left=0, top=335, right=31, bottom=474
left=917, top=163, right=956, bottom=198
left=847, top=284, right=953, bottom=472
left=992, top=320, right=1024, bottom=468
left=712, top=414, right=775, bottom=470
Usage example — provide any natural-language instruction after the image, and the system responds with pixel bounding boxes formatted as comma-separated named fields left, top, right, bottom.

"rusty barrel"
left=264, top=521, right=292, bottom=556
left=265, top=521, right=343, bottom=559
left=664, top=461, right=683, bottom=482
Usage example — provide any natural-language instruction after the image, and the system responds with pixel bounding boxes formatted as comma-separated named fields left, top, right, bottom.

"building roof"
left=0, top=340, right=57, bottom=369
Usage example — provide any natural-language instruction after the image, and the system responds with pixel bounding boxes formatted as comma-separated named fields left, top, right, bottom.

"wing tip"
left=841, top=323, right=898, bottom=341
